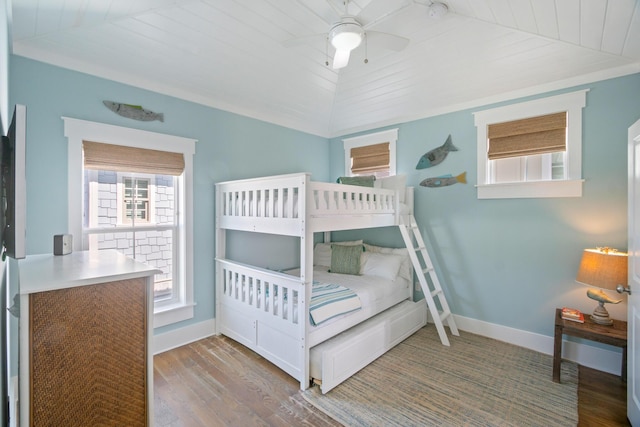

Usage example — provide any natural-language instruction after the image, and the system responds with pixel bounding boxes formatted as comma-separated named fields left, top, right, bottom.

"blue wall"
left=9, top=55, right=329, bottom=334
left=9, top=53, right=640, bottom=343
left=332, top=73, right=640, bottom=337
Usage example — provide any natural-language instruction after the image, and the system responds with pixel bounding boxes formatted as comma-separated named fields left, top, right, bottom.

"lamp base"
left=590, top=302, right=614, bottom=326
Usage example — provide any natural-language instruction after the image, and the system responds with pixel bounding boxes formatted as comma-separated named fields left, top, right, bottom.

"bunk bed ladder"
left=399, top=214, right=459, bottom=346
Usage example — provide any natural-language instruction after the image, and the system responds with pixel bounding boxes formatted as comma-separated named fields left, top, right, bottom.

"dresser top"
left=17, top=250, right=160, bottom=294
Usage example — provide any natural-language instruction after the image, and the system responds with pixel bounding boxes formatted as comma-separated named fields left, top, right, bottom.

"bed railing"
left=310, top=183, right=396, bottom=215
left=216, top=173, right=308, bottom=236
left=215, top=172, right=402, bottom=235
left=216, top=258, right=306, bottom=379
left=216, top=259, right=304, bottom=325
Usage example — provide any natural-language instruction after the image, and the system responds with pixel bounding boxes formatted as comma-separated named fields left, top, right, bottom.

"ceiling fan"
left=285, top=0, right=413, bottom=70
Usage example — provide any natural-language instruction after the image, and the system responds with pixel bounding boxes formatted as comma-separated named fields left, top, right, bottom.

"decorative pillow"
left=313, top=243, right=333, bottom=267
left=360, top=252, right=404, bottom=280
left=330, top=244, right=363, bottom=275
left=336, top=175, right=376, bottom=187
left=314, top=240, right=363, bottom=268
left=363, top=243, right=412, bottom=282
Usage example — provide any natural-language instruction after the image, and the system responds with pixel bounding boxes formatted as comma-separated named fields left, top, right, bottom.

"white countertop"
left=18, top=250, right=161, bottom=294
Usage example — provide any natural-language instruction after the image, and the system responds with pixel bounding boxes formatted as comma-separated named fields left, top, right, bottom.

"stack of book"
left=561, top=307, right=584, bottom=323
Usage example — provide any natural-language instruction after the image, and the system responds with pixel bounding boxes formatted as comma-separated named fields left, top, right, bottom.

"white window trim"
left=63, top=117, right=196, bottom=328
left=343, top=128, right=398, bottom=176
left=473, top=90, right=587, bottom=199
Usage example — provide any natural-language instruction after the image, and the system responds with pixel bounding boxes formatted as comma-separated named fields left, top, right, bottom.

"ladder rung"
left=422, top=267, right=434, bottom=274
left=414, top=246, right=425, bottom=252
left=440, top=311, right=451, bottom=322
left=431, top=289, right=442, bottom=297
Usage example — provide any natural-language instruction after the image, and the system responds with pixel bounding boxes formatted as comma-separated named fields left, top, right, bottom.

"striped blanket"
left=309, top=281, right=362, bottom=326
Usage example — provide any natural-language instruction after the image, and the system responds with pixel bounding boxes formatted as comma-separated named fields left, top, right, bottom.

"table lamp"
left=575, top=247, right=627, bottom=325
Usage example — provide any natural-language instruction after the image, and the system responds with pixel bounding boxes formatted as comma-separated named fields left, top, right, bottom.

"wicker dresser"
left=16, top=250, right=159, bottom=427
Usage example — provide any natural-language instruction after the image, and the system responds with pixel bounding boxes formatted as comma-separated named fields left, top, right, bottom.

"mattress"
left=286, top=266, right=411, bottom=347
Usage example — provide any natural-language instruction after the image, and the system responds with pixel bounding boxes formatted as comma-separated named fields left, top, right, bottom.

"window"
left=123, top=177, right=151, bottom=223
left=474, top=90, right=587, bottom=199
left=343, top=128, right=398, bottom=177
left=64, top=118, right=196, bottom=328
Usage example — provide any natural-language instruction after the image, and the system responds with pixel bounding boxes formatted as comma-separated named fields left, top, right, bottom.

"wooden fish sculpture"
left=103, top=101, right=164, bottom=122
left=416, top=134, right=459, bottom=169
left=420, top=172, right=467, bottom=188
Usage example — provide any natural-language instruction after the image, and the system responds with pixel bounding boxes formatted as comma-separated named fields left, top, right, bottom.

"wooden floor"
left=154, top=335, right=629, bottom=427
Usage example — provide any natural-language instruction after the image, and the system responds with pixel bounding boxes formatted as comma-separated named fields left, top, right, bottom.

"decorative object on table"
left=561, top=307, right=584, bottom=323
left=420, top=171, right=466, bottom=188
left=415, top=134, right=458, bottom=169
left=53, top=234, right=72, bottom=256
left=575, top=247, right=627, bottom=325
left=103, top=101, right=164, bottom=122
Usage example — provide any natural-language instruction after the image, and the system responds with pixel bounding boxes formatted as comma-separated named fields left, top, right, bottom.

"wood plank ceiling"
left=9, top=0, right=640, bottom=137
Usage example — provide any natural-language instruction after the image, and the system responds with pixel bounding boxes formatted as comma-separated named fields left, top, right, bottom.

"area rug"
left=302, top=326, right=578, bottom=427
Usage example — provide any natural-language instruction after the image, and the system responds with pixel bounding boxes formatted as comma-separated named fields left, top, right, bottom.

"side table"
left=553, top=308, right=627, bottom=383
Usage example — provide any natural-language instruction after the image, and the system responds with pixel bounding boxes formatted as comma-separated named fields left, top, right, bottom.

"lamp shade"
left=575, top=248, right=628, bottom=290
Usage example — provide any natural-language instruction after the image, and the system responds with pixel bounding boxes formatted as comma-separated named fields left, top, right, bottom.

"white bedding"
left=285, top=266, right=411, bottom=347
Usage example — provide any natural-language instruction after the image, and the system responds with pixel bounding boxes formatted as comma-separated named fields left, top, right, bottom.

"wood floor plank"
left=154, top=335, right=629, bottom=426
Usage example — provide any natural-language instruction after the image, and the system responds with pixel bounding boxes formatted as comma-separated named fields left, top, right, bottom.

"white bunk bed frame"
left=215, top=172, right=417, bottom=391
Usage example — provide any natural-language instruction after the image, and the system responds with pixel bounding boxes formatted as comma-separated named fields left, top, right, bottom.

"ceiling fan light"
left=329, top=23, right=363, bottom=51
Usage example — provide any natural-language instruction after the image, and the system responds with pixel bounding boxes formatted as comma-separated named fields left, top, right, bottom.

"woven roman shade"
left=487, top=112, right=567, bottom=160
left=83, top=141, right=185, bottom=176
left=351, top=142, right=390, bottom=174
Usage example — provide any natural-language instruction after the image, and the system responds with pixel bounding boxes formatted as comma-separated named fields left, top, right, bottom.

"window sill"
left=476, top=179, right=584, bottom=199
left=154, top=302, right=196, bottom=328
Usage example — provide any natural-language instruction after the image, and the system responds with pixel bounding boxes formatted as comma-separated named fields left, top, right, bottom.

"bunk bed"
left=215, top=172, right=427, bottom=393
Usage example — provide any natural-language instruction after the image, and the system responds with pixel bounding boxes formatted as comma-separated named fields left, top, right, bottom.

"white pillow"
left=360, top=252, right=404, bottom=281
left=314, top=240, right=363, bottom=267
left=363, top=243, right=412, bottom=282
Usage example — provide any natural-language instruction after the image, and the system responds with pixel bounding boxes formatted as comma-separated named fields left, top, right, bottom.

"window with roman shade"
left=82, top=140, right=186, bottom=306
left=487, top=112, right=567, bottom=160
left=343, top=128, right=398, bottom=178
left=350, top=142, right=390, bottom=176
left=473, top=90, right=586, bottom=199
left=64, top=117, right=197, bottom=328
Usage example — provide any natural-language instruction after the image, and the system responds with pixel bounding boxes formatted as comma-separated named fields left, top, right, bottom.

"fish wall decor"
left=416, top=134, right=459, bottom=169
left=103, top=101, right=164, bottom=122
left=420, top=172, right=467, bottom=188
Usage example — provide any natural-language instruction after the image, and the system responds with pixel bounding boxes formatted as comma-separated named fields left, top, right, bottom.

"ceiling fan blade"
left=366, top=31, right=409, bottom=51
left=333, top=49, right=351, bottom=69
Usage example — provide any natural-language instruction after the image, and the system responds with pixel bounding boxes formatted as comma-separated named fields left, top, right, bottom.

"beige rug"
left=302, top=326, right=578, bottom=427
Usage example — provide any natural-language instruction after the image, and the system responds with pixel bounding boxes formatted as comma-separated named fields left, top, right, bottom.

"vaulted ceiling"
left=9, top=0, right=640, bottom=137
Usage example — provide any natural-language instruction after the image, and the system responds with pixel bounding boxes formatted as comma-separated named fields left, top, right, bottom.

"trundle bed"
left=215, top=172, right=427, bottom=393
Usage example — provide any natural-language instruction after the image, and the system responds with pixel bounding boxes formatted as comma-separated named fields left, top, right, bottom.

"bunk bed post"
left=214, top=184, right=226, bottom=335
left=299, top=173, right=313, bottom=390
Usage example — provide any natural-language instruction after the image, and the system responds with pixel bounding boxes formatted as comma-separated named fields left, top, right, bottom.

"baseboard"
left=153, top=319, right=216, bottom=355
left=452, top=314, right=622, bottom=376
left=9, top=376, right=18, bottom=427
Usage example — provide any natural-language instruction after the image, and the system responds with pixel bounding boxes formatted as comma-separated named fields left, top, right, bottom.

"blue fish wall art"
left=416, top=134, right=459, bottom=169
left=103, top=101, right=164, bottom=122
left=420, top=172, right=467, bottom=188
